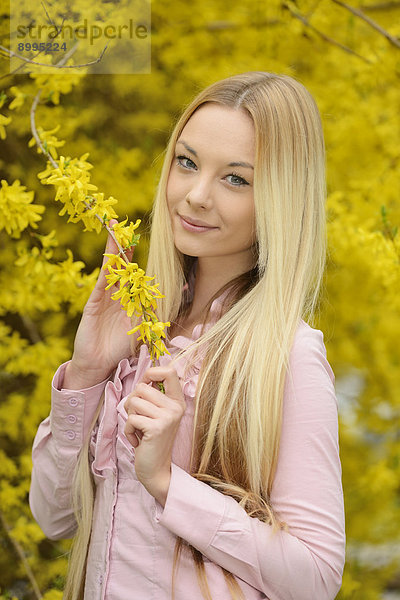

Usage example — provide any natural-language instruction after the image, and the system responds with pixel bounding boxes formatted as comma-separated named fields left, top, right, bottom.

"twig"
left=361, top=1, right=400, bottom=10
left=0, top=43, right=108, bottom=69
left=381, top=206, right=400, bottom=261
left=283, top=2, right=372, bottom=63
left=40, top=0, right=59, bottom=30
left=0, top=9, right=66, bottom=79
left=0, top=39, right=79, bottom=79
left=304, top=0, right=324, bottom=19
left=30, top=90, right=129, bottom=261
left=49, top=40, right=79, bottom=67
left=205, top=18, right=281, bottom=30
left=0, top=509, right=43, bottom=600
left=29, top=91, right=58, bottom=170
left=21, top=315, right=42, bottom=344
left=331, top=0, right=400, bottom=48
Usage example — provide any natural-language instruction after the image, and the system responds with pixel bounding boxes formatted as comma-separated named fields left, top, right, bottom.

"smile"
left=179, top=215, right=218, bottom=233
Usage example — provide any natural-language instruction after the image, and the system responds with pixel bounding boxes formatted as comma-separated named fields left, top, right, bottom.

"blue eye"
left=175, top=154, right=249, bottom=187
left=176, top=155, right=196, bottom=169
left=226, top=173, right=248, bottom=187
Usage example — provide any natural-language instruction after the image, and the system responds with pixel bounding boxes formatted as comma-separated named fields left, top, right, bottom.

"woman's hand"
left=124, top=366, right=186, bottom=506
left=63, top=219, right=136, bottom=389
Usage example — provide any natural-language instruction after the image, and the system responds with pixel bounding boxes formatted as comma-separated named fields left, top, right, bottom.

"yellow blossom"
left=32, top=230, right=58, bottom=254
left=103, top=252, right=169, bottom=360
left=150, top=337, right=171, bottom=361
left=112, top=217, right=141, bottom=249
left=37, top=154, right=119, bottom=230
left=8, top=86, right=26, bottom=111
left=79, top=193, right=119, bottom=232
left=0, top=179, right=44, bottom=238
left=127, top=320, right=170, bottom=360
left=0, top=113, right=12, bottom=139
left=30, top=61, right=84, bottom=104
left=28, top=124, right=66, bottom=159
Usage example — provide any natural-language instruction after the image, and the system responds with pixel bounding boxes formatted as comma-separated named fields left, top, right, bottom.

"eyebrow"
left=176, top=139, right=254, bottom=170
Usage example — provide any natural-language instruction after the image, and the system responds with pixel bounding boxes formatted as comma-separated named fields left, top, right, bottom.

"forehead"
left=178, top=103, right=255, bottom=159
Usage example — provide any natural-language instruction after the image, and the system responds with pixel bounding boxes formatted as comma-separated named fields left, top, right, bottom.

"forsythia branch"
left=0, top=510, right=43, bottom=600
left=21, top=315, right=42, bottom=344
left=0, top=43, right=109, bottom=70
left=28, top=84, right=170, bottom=364
left=29, top=88, right=128, bottom=261
left=283, top=1, right=373, bottom=63
left=331, top=0, right=400, bottom=49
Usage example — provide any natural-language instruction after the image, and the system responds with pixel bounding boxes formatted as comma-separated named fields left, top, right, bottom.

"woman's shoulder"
left=280, top=321, right=338, bottom=426
left=292, top=318, right=327, bottom=353
left=288, top=319, right=334, bottom=385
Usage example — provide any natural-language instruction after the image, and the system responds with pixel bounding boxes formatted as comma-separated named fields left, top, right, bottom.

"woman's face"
left=167, top=102, right=256, bottom=274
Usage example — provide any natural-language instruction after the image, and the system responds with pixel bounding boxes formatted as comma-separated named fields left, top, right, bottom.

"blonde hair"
left=64, top=71, right=327, bottom=599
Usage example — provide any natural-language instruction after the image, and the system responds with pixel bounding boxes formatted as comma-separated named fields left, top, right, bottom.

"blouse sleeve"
left=154, top=323, right=346, bottom=600
left=29, top=361, right=110, bottom=540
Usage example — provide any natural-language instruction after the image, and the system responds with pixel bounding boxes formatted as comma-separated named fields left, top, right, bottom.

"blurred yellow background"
left=1, top=1, right=399, bottom=598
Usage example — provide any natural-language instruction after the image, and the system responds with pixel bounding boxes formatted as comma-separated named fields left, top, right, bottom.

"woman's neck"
left=189, top=255, right=253, bottom=320
left=169, top=256, right=255, bottom=339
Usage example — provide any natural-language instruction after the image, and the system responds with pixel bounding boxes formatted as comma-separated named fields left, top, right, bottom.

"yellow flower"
left=0, top=113, right=12, bottom=140
left=80, top=193, right=118, bottom=232
left=0, top=179, right=44, bottom=238
left=149, top=337, right=170, bottom=361
left=8, top=86, right=26, bottom=111
left=37, top=154, right=119, bottom=231
left=128, top=320, right=170, bottom=360
left=37, top=152, right=168, bottom=363
left=28, top=124, right=66, bottom=159
left=30, top=61, right=84, bottom=104
left=112, top=217, right=141, bottom=249
left=150, top=320, right=170, bottom=339
left=103, top=252, right=169, bottom=359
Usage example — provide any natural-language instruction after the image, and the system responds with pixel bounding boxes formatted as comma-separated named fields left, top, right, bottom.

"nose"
left=185, top=176, right=212, bottom=210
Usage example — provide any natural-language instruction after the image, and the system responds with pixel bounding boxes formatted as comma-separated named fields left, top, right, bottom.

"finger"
left=125, top=384, right=166, bottom=412
left=125, top=423, right=142, bottom=448
left=101, top=218, right=120, bottom=269
left=141, top=366, right=184, bottom=401
left=125, top=413, right=151, bottom=445
left=127, top=430, right=139, bottom=447
left=125, top=395, right=161, bottom=419
left=123, top=245, right=135, bottom=263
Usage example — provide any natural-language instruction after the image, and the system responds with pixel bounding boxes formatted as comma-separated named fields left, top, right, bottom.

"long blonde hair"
left=64, top=71, right=327, bottom=599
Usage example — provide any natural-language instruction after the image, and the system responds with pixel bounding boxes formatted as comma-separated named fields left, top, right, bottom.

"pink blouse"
left=29, top=300, right=345, bottom=600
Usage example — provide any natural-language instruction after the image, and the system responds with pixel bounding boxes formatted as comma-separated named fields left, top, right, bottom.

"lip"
left=179, top=215, right=218, bottom=233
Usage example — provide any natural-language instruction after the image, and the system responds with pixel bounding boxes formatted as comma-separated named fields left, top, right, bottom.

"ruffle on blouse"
left=91, top=281, right=230, bottom=475
left=91, top=356, right=138, bottom=476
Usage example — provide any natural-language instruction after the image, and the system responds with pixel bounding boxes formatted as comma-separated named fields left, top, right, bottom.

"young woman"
left=30, top=71, right=346, bottom=600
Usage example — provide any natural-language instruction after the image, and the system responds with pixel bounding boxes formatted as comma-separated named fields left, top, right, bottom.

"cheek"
left=237, top=208, right=256, bottom=247
left=233, top=202, right=255, bottom=234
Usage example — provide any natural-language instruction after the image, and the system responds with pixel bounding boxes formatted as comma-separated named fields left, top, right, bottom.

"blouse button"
left=68, top=397, right=78, bottom=407
left=66, top=430, right=76, bottom=441
left=67, top=414, right=77, bottom=424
